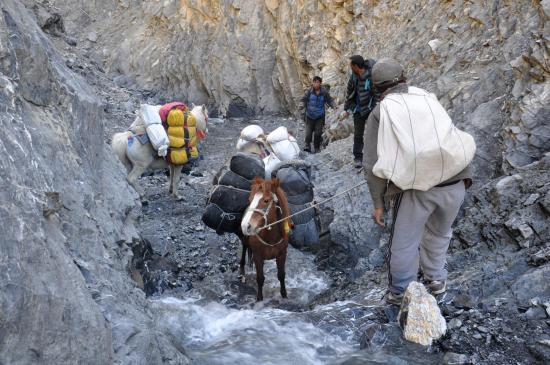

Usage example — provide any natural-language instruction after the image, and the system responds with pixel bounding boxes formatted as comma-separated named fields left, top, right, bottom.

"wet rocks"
left=443, top=352, right=470, bottom=365
left=529, top=244, right=550, bottom=266
left=398, top=282, right=446, bottom=346
left=447, top=318, right=463, bottom=330
left=453, top=294, right=478, bottom=310
left=359, top=323, right=387, bottom=350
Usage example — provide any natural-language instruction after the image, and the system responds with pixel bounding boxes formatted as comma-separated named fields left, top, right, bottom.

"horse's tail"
left=111, top=131, right=133, bottom=172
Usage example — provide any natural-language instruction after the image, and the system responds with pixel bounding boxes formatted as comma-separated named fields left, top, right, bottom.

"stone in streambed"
left=398, top=282, right=447, bottom=346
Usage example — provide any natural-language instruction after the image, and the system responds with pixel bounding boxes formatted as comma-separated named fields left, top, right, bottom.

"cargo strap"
left=212, top=203, right=240, bottom=235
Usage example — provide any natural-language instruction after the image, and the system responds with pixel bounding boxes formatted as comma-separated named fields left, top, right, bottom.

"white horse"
left=111, top=104, right=208, bottom=199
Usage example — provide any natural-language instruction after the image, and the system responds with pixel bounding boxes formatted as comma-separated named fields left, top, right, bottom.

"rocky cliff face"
left=53, top=0, right=548, bottom=175
left=0, top=1, right=188, bottom=363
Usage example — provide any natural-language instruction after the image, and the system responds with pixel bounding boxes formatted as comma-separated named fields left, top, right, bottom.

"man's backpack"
left=372, top=86, right=476, bottom=191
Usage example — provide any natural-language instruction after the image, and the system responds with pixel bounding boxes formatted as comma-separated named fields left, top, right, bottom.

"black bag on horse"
left=202, top=185, right=249, bottom=235
left=271, top=160, right=320, bottom=249
left=230, top=152, right=265, bottom=181
left=202, top=152, right=265, bottom=235
left=208, top=185, right=250, bottom=216
left=202, top=203, right=242, bottom=234
left=218, top=169, right=252, bottom=190
left=271, top=160, right=314, bottom=204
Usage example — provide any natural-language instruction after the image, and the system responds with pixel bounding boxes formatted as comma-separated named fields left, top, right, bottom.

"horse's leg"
left=127, top=164, right=147, bottom=198
left=239, top=235, right=247, bottom=283
left=254, top=256, right=265, bottom=301
left=169, top=164, right=184, bottom=199
left=168, top=164, right=175, bottom=194
left=276, top=254, right=288, bottom=299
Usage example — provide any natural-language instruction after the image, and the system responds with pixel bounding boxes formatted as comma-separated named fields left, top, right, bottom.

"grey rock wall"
left=50, top=0, right=548, bottom=173
left=0, top=1, right=188, bottom=363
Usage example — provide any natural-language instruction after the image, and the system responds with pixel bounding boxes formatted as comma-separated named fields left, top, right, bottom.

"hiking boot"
left=354, top=159, right=363, bottom=168
left=385, top=291, right=404, bottom=306
left=426, top=280, right=447, bottom=295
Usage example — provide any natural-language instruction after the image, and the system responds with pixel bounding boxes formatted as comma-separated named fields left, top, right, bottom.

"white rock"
left=524, top=193, right=540, bottom=205
left=518, top=223, right=534, bottom=239
left=87, top=31, right=98, bottom=42
left=448, top=318, right=462, bottom=330
left=398, top=282, right=447, bottom=346
left=428, top=39, right=443, bottom=53
left=508, top=126, right=522, bottom=134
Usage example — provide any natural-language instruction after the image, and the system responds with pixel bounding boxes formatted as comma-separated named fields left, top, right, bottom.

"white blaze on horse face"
left=241, top=192, right=263, bottom=236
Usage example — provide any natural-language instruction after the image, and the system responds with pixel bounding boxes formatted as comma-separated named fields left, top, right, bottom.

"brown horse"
left=239, top=177, right=292, bottom=301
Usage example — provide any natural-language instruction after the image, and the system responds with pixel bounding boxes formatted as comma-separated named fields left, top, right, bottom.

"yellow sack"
left=167, top=146, right=199, bottom=165
left=167, top=126, right=197, bottom=148
left=166, top=109, right=198, bottom=148
left=166, top=109, right=197, bottom=128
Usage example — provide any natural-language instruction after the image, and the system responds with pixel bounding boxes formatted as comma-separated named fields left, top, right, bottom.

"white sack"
left=372, top=86, right=476, bottom=191
left=139, top=104, right=162, bottom=126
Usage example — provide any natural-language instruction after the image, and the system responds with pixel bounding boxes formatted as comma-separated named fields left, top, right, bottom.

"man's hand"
left=340, top=111, right=350, bottom=120
left=373, top=207, right=385, bottom=227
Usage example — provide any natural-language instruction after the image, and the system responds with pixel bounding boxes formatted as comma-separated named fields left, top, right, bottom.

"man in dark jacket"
left=300, top=76, right=335, bottom=153
left=363, top=58, right=473, bottom=305
left=343, top=55, right=377, bottom=168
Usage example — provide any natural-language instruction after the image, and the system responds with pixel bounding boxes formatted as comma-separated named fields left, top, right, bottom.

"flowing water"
left=149, top=247, right=436, bottom=364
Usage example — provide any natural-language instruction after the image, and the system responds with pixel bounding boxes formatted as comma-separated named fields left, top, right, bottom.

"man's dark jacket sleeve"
left=344, top=76, right=355, bottom=111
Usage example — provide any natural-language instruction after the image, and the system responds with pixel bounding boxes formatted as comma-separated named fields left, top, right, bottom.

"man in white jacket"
left=363, top=58, right=473, bottom=305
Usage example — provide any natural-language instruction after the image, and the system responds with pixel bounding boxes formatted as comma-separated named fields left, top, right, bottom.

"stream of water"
left=150, top=247, right=432, bottom=364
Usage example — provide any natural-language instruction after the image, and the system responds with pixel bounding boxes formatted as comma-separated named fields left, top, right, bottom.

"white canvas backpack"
left=372, top=86, right=476, bottom=191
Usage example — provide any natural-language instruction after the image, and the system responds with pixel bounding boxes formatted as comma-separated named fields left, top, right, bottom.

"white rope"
left=259, top=179, right=369, bottom=231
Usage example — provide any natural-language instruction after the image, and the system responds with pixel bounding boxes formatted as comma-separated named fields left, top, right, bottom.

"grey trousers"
left=387, top=181, right=466, bottom=294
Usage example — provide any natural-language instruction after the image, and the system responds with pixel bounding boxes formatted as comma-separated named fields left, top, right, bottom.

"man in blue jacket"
left=300, top=76, right=335, bottom=153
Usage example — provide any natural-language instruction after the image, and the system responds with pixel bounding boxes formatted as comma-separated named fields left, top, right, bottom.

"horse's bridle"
left=248, top=193, right=285, bottom=246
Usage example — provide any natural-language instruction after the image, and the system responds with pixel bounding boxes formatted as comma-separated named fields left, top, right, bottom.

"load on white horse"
left=111, top=103, right=208, bottom=199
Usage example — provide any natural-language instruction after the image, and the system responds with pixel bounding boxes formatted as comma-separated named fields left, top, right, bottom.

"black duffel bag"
left=202, top=203, right=242, bottom=234
left=288, top=202, right=316, bottom=225
left=218, top=170, right=252, bottom=190
left=230, top=152, right=265, bottom=181
left=208, top=185, right=250, bottom=213
left=271, top=160, right=313, bottom=198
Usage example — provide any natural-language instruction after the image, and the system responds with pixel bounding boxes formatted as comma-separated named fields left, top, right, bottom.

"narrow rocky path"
left=129, top=116, right=547, bottom=365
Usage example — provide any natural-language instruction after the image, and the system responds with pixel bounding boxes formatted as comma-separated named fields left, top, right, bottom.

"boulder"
left=398, top=282, right=447, bottom=346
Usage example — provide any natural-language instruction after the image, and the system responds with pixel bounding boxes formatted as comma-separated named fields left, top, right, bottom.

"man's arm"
left=363, top=107, right=388, bottom=210
left=343, top=76, right=355, bottom=112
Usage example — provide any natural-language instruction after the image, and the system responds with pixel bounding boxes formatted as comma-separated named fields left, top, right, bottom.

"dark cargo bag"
left=230, top=152, right=265, bottom=181
left=202, top=203, right=242, bottom=234
left=290, top=220, right=320, bottom=249
left=208, top=185, right=250, bottom=214
left=271, top=160, right=314, bottom=204
left=218, top=170, right=252, bottom=190
left=288, top=202, right=316, bottom=225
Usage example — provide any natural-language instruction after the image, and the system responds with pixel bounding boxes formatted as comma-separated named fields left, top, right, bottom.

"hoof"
left=141, top=199, right=149, bottom=206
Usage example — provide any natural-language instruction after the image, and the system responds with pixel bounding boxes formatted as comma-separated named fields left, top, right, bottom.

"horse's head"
left=190, top=103, right=208, bottom=133
left=241, top=177, right=290, bottom=237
